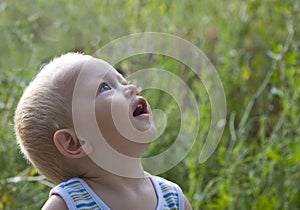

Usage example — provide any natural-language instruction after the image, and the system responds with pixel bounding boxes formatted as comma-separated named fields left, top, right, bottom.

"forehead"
left=58, top=57, right=122, bottom=100
left=81, top=58, right=123, bottom=80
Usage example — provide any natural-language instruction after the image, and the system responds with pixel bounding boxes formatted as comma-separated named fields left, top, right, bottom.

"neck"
left=82, top=154, right=146, bottom=178
left=85, top=138, right=147, bottom=178
left=82, top=159, right=149, bottom=190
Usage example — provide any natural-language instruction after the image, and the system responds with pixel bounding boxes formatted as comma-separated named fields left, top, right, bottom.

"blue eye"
left=99, top=83, right=111, bottom=93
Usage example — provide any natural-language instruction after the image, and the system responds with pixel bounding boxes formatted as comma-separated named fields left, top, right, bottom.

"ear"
left=53, top=129, right=92, bottom=158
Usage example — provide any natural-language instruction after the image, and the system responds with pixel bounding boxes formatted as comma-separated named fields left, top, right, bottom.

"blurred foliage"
left=0, top=0, right=299, bottom=209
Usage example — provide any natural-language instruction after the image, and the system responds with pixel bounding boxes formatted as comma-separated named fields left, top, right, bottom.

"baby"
left=14, top=53, right=192, bottom=210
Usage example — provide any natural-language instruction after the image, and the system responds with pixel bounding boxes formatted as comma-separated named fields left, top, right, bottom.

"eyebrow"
left=116, top=74, right=127, bottom=83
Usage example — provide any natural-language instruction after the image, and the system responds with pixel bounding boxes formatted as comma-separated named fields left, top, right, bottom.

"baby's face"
left=72, top=57, right=156, bottom=156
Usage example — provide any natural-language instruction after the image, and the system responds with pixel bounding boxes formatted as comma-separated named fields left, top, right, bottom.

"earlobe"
left=53, top=129, right=91, bottom=158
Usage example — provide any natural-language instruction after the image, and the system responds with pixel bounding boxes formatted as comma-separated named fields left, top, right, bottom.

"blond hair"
left=14, top=52, right=91, bottom=184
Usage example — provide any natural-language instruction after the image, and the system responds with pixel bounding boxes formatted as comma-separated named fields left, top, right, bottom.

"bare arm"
left=184, top=195, right=193, bottom=210
left=42, top=194, right=68, bottom=210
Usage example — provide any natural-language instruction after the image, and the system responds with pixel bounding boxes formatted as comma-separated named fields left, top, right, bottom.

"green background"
left=0, top=0, right=299, bottom=209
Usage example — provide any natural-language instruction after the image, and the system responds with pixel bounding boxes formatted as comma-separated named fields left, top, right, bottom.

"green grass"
left=0, top=0, right=299, bottom=209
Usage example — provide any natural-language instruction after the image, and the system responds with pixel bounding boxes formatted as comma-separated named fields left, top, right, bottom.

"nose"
left=124, top=84, right=139, bottom=97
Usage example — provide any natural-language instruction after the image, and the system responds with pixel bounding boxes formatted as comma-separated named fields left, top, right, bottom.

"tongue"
left=133, top=105, right=143, bottom=116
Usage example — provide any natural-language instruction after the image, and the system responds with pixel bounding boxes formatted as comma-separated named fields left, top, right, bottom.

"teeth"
left=133, top=103, right=144, bottom=116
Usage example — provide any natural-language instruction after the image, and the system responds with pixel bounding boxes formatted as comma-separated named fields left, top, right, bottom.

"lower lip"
left=133, top=113, right=150, bottom=119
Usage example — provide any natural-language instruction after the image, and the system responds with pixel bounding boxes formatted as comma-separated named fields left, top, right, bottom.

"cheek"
left=94, top=97, right=135, bottom=155
left=95, top=98, right=113, bottom=132
left=95, top=96, right=129, bottom=135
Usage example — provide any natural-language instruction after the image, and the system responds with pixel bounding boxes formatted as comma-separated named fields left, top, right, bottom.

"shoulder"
left=42, top=194, right=68, bottom=210
left=150, top=175, right=188, bottom=209
left=184, top=196, right=193, bottom=210
left=150, top=175, right=193, bottom=209
left=151, top=175, right=182, bottom=192
left=43, top=178, right=79, bottom=210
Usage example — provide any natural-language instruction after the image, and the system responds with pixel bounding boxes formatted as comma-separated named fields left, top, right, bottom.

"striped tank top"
left=49, top=175, right=184, bottom=210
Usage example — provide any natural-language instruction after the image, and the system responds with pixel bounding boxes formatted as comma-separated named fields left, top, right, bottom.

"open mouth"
left=133, top=98, right=148, bottom=117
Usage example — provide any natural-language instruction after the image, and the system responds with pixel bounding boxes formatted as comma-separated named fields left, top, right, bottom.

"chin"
left=136, top=122, right=157, bottom=138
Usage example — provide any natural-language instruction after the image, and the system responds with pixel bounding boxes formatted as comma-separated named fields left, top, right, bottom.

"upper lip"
left=131, top=96, right=149, bottom=117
